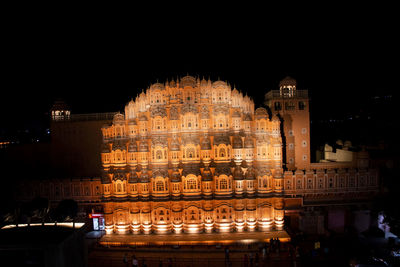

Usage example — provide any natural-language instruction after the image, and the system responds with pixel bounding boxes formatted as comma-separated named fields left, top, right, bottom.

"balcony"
left=265, top=90, right=308, bottom=100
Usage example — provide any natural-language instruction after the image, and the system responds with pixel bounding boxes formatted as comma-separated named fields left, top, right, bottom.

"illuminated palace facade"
left=100, top=76, right=285, bottom=234
left=14, top=75, right=379, bottom=236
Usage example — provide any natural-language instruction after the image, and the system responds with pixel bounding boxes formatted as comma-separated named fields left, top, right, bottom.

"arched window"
left=219, top=118, right=224, bottom=128
left=156, top=150, right=163, bottom=159
left=187, top=179, right=197, bottom=190
left=220, top=179, right=227, bottom=189
left=117, top=183, right=122, bottom=192
left=155, top=119, right=162, bottom=129
left=219, top=148, right=226, bottom=158
left=187, top=147, right=195, bottom=158
left=156, top=181, right=164, bottom=191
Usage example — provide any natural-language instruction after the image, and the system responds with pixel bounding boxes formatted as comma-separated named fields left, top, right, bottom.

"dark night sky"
left=1, top=6, right=398, bottom=137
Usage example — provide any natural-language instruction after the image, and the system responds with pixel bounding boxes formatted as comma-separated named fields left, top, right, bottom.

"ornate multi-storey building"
left=100, top=76, right=285, bottom=234
left=13, top=75, right=379, bottom=236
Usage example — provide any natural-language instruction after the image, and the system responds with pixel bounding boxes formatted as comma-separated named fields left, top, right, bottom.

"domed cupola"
left=233, top=166, right=244, bottom=180
left=102, top=143, right=111, bottom=153
left=149, top=82, right=165, bottom=91
left=214, top=135, right=230, bottom=146
left=232, top=135, right=243, bottom=149
left=232, top=110, right=241, bottom=118
left=128, top=169, right=138, bottom=183
left=128, top=140, right=138, bottom=152
left=201, top=136, right=212, bottom=150
left=243, top=113, right=253, bottom=121
left=101, top=170, right=111, bottom=184
left=202, top=166, right=213, bottom=181
left=279, top=76, right=297, bottom=87
left=182, top=166, right=201, bottom=177
left=139, top=114, right=148, bottom=121
left=169, top=170, right=181, bottom=183
left=128, top=119, right=137, bottom=126
left=152, top=169, right=167, bottom=178
left=255, top=107, right=269, bottom=120
left=113, top=113, right=125, bottom=124
left=200, top=77, right=208, bottom=88
left=139, top=139, right=149, bottom=152
left=170, top=137, right=180, bottom=151
left=272, top=114, right=280, bottom=122
left=244, top=136, right=254, bottom=148
left=112, top=140, right=126, bottom=151
left=139, top=170, right=150, bottom=183
left=215, top=164, right=231, bottom=176
left=279, top=76, right=297, bottom=97
left=113, top=169, right=126, bottom=181
left=245, top=166, right=256, bottom=180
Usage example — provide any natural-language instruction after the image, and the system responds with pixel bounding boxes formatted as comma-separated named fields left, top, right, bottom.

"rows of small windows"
left=21, top=183, right=102, bottom=199
left=103, top=119, right=281, bottom=140
left=274, top=101, right=306, bottom=111
left=103, top=176, right=274, bottom=196
left=284, top=175, right=376, bottom=190
left=103, top=146, right=254, bottom=164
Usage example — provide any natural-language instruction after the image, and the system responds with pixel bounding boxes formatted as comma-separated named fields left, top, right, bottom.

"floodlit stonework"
left=14, top=75, right=380, bottom=237
left=100, top=76, right=285, bottom=234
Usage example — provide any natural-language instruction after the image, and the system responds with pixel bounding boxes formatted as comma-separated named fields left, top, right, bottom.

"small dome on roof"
left=272, top=114, right=280, bottom=122
left=128, top=140, right=137, bottom=152
left=51, top=100, right=70, bottom=111
left=169, top=79, right=176, bottom=87
left=152, top=169, right=167, bottom=178
left=128, top=170, right=138, bottom=183
left=202, top=167, right=213, bottom=181
left=255, top=107, right=268, bottom=116
left=244, top=136, right=254, bottom=148
left=214, top=135, right=230, bottom=145
left=113, top=113, right=125, bottom=124
left=139, top=114, right=148, bottom=121
left=101, top=171, right=111, bottom=184
left=112, top=140, right=126, bottom=151
left=200, top=78, right=208, bottom=87
left=279, top=76, right=297, bottom=87
left=149, top=82, right=165, bottom=91
left=182, top=167, right=201, bottom=176
left=170, top=169, right=181, bottom=182
left=233, top=166, right=244, bottom=180
left=232, top=135, right=243, bottom=149
left=180, top=75, right=197, bottom=88
left=209, top=159, right=216, bottom=168
left=170, top=138, right=180, bottom=151
left=139, top=139, right=149, bottom=152
left=245, top=166, right=256, bottom=180
left=201, top=136, right=211, bottom=150
left=139, top=170, right=150, bottom=182
left=243, top=113, right=253, bottom=121
left=215, top=164, right=231, bottom=176
left=232, top=110, right=241, bottom=118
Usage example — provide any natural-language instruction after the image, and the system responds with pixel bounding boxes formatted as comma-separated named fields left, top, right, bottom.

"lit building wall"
left=12, top=76, right=379, bottom=235
left=100, top=76, right=284, bottom=234
left=265, top=76, right=311, bottom=170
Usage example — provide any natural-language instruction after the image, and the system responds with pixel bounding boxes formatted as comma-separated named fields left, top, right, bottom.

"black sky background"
left=1, top=5, right=398, bottom=138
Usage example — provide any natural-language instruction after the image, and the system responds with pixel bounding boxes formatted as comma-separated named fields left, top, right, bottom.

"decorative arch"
left=184, top=174, right=199, bottom=191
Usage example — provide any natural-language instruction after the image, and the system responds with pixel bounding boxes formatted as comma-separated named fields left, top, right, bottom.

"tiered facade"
left=100, top=76, right=285, bottom=234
